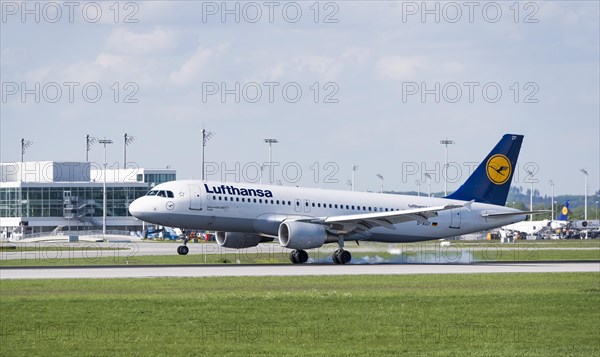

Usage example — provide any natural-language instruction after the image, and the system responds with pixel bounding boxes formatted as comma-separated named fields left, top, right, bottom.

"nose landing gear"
left=177, top=236, right=189, bottom=255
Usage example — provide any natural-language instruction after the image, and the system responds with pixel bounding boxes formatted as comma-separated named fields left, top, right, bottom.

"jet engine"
left=278, top=221, right=337, bottom=250
left=215, top=232, right=271, bottom=249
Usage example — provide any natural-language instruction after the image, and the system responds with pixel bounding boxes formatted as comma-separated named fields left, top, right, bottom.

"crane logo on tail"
left=486, top=154, right=511, bottom=185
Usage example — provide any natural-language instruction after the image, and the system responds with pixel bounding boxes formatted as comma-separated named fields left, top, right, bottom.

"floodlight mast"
left=440, top=139, right=454, bottom=196
left=264, top=139, right=278, bottom=185
left=20, top=138, right=33, bottom=163
left=123, top=133, right=136, bottom=169
left=580, top=169, right=588, bottom=220
left=99, top=139, right=113, bottom=237
left=376, top=174, right=384, bottom=193
left=549, top=179, right=555, bottom=220
left=201, top=129, right=215, bottom=181
left=526, top=170, right=534, bottom=221
left=351, top=164, right=358, bottom=191
left=86, top=135, right=98, bottom=162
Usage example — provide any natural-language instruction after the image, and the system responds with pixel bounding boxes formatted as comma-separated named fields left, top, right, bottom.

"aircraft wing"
left=297, top=203, right=466, bottom=234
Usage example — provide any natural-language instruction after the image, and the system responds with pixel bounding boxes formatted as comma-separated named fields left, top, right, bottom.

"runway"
left=2, top=241, right=598, bottom=260
left=1, top=262, right=598, bottom=280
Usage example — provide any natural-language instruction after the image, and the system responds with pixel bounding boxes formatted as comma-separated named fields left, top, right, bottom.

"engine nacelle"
left=216, top=232, right=266, bottom=249
left=278, top=221, right=336, bottom=250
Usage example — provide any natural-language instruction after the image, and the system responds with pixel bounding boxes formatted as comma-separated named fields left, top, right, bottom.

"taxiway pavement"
left=1, top=262, right=598, bottom=280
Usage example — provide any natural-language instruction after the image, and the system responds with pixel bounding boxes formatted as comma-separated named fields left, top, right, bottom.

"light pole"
left=580, top=169, right=588, bottom=220
left=425, top=173, right=432, bottom=197
left=264, top=139, right=278, bottom=185
left=99, top=139, right=113, bottom=236
left=123, top=133, right=136, bottom=169
left=440, top=138, right=454, bottom=196
left=549, top=179, right=555, bottom=220
left=416, top=180, right=421, bottom=197
left=86, top=135, right=98, bottom=162
left=202, top=129, right=215, bottom=181
left=595, top=200, right=598, bottom=221
left=351, top=164, right=358, bottom=191
left=20, top=138, right=33, bottom=162
left=376, top=174, right=384, bottom=193
left=526, top=170, right=534, bottom=221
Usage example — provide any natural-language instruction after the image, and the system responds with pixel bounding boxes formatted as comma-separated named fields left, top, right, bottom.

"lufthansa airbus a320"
left=129, top=134, right=536, bottom=264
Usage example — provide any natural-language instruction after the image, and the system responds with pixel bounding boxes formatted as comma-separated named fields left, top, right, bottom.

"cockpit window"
left=146, top=190, right=175, bottom=198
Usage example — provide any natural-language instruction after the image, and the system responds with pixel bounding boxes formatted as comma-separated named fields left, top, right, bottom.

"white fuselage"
left=129, top=180, right=526, bottom=244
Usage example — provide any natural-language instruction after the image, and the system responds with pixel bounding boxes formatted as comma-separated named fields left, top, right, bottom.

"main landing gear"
left=332, top=238, right=351, bottom=264
left=288, top=239, right=353, bottom=264
left=177, top=236, right=189, bottom=255
left=332, top=249, right=352, bottom=264
left=289, top=249, right=309, bottom=264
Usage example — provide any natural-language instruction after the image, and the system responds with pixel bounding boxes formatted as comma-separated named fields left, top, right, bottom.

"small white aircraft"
left=129, top=134, right=536, bottom=264
left=501, top=201, right=571, bottom=236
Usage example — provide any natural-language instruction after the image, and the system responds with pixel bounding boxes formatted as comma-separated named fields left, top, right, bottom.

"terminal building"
left=0, top=161, right=176, bottom=238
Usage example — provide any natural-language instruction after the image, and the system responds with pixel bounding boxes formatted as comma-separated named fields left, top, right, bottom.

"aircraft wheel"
left=289, top=250, right=308, bottom=264
left=178, top=245, right=189, bottom=255
left=333, top=249, right=351, bottom=264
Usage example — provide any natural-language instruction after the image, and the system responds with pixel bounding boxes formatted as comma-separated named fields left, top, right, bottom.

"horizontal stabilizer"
left=481, top=210, right=550, bottom=218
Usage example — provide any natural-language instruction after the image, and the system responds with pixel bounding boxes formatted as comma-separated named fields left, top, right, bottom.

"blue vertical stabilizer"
left=446, top=134, right=524, bottom=206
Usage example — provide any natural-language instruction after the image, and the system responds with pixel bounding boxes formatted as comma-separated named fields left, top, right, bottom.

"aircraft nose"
left=128, top=197, right=146, bottom=219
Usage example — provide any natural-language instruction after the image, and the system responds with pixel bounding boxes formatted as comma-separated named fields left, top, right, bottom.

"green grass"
left=1, top=273, right=598, bottom=356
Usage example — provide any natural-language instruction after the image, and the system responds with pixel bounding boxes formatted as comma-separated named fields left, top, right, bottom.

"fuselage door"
left=449, top=209, right=461, bottom=229
left=303, top=199, right=311, bottom=213
left=189, top=185, right=203, bottom=210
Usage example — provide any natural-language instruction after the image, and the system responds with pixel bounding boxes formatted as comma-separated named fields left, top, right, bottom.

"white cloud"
left=168, top=45, right=227, bottom=87
left=105, top=27, right=179, bottom=56
left=375, top=56, right=427, bottom=80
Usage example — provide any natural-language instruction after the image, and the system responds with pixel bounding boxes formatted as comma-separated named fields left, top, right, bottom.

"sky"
left=1, top=1, right=599, bottom=196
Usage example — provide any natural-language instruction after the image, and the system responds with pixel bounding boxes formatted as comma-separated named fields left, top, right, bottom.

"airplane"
left=500, top=201, right=570, bottom=236
left=129, top=133, right=538, bottom=264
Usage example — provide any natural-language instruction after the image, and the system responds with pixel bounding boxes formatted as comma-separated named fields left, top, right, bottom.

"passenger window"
left=218, top=197, right=222, bottom=201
